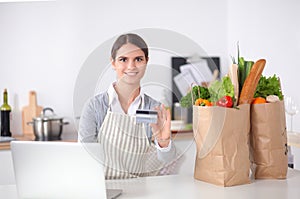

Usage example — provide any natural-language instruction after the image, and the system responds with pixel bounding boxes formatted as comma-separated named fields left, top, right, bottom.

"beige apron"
left=97, top=105, right=162, bottom=179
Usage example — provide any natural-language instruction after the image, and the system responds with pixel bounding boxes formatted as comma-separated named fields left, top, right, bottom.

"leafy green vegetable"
left=208, top=76, right=234, bottom=102
left=254, top=75, right=283, bottom=100
left=180, top=86, right=210, bottom=108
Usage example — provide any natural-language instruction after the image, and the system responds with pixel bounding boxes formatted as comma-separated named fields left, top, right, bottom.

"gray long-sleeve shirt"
left=78, top=91, right=177, bottom=163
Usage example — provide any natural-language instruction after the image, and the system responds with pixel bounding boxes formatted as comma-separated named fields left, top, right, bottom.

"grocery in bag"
left=180, top=55, right=266, bottom=186
left=193, top=104, right=251, bottom=186
left=250, top=75, right=288, bottom=179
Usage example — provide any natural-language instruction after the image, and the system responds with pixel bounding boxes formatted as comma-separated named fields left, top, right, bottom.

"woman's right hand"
left=150, top=104, right=171, bottom=148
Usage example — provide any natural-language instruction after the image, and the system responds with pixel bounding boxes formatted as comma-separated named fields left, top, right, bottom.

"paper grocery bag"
left=193, top=104, right=251, bottom=186
left=250, top=100, right=288, bottom=179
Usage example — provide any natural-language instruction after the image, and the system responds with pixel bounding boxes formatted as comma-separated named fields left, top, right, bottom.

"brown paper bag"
left=193, top=104, right=251, bottom=186
left=250, top=100, right=288, bottom=179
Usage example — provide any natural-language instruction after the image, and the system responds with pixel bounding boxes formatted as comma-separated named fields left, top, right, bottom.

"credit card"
left=136, top=109, right=158, bottom=124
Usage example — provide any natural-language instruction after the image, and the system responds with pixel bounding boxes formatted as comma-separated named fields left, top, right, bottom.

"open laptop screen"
left=11, top=141, right=121, bottom=199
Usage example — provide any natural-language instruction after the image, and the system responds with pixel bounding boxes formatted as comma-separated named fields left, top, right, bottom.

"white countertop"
left=1, top=169, right=300, bottom=199
left=2, top=132, right=300, bottom=198
left=107, top=169, right=300, bottom=199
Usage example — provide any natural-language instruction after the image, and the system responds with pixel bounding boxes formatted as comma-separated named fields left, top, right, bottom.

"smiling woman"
left=78, top=33, right=177, bottom=179
left=111, top=42, right=147, bottom=97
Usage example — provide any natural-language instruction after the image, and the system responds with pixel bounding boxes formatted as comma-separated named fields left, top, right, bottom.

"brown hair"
left=111, top=33, right=148, bottom=60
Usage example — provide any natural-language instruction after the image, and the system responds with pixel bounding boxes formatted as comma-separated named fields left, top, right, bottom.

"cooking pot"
left=28, top=107, right=69, bottom=141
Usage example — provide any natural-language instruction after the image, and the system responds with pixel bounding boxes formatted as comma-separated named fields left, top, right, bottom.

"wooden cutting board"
left=22, top=91, right=43, bottom=136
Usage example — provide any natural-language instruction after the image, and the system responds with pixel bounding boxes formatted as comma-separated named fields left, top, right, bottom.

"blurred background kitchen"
left=1, top=0, right=300, bottom=163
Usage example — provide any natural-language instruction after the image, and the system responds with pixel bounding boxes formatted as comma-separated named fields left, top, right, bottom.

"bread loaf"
left=238, top=59, right=266, bottom=105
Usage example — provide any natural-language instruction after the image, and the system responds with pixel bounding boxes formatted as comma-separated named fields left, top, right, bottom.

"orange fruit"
left=252, top=97, right=267, bottom=104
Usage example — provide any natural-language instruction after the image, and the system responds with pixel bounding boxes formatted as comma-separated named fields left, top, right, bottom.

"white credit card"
left=136, top=109, right=158, bottom=124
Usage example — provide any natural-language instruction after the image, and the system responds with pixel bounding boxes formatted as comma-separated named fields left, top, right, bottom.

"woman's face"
left=111, top=43, right=148, bottom=85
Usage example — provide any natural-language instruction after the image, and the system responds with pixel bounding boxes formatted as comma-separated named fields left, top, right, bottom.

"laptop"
left=11, top=141, right=122, bottom=199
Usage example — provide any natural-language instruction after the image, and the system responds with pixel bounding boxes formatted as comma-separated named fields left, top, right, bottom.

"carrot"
left=238, top=59, right=266, bottom=105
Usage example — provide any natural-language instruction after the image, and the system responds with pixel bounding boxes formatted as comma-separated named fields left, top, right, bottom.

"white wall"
left=0, top=0, right=229, bottom=135
left=1, top=0, right=300, bottom=175
left=228, top=0, right=300, bottom=131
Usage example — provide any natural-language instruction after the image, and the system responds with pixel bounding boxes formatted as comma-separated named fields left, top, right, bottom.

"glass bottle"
left=1, top=88, right=12, bottom=137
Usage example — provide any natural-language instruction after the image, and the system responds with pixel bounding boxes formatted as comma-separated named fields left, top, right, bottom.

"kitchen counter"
left=1, top=169, right=300, bottom=199
left=106, top=169, right=300, bottom=199
left=0, top=131, right=192, bottom=151
left=0, top=133, right=78, bottom=150
left=0, top=135, right=33, bottom=150
left=2, top=132, right=300, bottom=198
left=3, top=130, right=296, bottom=150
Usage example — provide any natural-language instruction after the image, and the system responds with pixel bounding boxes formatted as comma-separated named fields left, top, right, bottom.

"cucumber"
left=245, top=61, right=254, bottom=78
left=238, top=57, right=245, bottom=93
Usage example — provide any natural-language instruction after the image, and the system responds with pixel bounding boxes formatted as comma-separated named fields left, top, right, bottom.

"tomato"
left=216, top=96, right=233, bottom=108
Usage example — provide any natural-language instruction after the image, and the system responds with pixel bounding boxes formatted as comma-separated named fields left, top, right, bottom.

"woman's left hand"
left=150, top=104, right=171, bottom=148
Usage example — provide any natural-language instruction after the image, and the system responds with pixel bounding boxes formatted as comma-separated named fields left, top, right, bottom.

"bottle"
left=0, top=88, right=12, bottom=137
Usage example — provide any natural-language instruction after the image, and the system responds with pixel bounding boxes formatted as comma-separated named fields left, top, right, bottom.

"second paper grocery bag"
left=193, top=104, right=251, bottom=186
left=250, top=100, right=288, bottom=179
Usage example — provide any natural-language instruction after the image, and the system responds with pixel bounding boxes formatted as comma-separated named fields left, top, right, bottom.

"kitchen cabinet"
left=0, top=135, right=34, bottom=185
left=0, top=150, right=15, bottom=185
